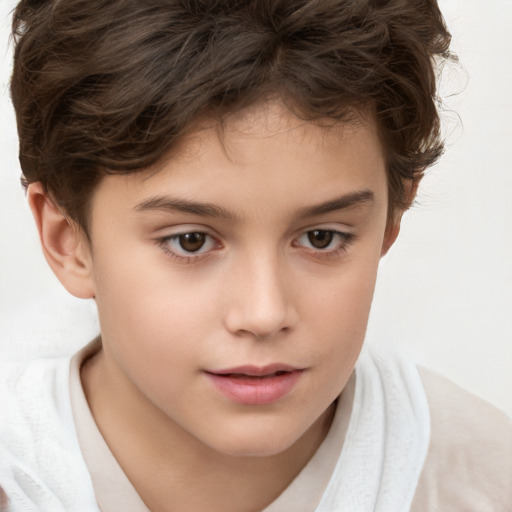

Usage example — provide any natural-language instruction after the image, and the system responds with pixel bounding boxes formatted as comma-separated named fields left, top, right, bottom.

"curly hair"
left=10, top=0, right=455, bottom=230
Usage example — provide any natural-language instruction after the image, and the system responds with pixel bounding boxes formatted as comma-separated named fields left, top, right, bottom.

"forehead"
left=168, top=101, right=377, bottom=165
left=91, top=101, right=387, bottom=218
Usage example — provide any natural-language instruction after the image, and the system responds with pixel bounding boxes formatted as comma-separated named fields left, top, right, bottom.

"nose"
left=223, top=252, right=298, bottom=340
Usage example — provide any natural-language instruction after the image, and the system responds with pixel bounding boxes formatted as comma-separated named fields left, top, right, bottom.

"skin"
left=29, top=101, right=405, bottom=511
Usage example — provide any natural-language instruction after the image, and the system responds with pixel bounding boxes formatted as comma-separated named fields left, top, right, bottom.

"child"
left=1, top=0, right=511, bottom=511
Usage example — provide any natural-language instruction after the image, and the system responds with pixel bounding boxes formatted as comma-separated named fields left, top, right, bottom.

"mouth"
left=204, top=365, right=304, bottom=405
left=217, top=371, right=291, bottom=379
left=208, top=364, right=300, bottom=378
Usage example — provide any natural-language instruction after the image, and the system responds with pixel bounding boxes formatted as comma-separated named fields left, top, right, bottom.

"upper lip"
left=206, top=364, right=301, bottom=377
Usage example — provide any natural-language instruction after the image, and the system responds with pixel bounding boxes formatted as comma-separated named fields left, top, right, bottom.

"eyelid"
left=154, top=224, right=356, bottom=264
left=293, top=229, right=351, bottom=248
left=292, top=227, right=356, bottom=259
left=151, top=222, right=220, bottom=237
left=155, top=227, right=223, bottom=263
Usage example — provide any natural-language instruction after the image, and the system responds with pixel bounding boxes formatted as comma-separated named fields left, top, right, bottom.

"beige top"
left=411, top=367, right=512, bottom=511
left=69, top=341, right=512, bottom=511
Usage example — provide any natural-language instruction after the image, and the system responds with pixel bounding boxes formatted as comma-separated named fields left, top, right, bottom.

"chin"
left=205, top=424, right=303, bottom=459
left=218, top=442, right=295, bottom=459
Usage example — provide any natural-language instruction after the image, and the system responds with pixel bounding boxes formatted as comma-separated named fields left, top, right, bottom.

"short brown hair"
left=11, top=0, right=454, bottom=230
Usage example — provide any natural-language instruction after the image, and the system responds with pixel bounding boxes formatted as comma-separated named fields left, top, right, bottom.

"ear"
left=27, top=182, right=95, bottom=299
left=381, top=178, right=420, bottom=257
left=381, top=218, right=401, bottom=257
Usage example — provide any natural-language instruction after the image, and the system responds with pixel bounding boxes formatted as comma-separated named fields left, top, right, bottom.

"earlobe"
left=27, top=182, right=95, bottom=299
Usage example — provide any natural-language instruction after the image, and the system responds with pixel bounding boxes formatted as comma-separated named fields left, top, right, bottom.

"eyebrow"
left=133, top=189, right=374, bottom=221
left=297, top=189, right=375, bottom=218
left=134, top=196, right=239, bottom=221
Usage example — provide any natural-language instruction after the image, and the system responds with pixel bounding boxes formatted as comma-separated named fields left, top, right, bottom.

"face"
left=84, top=102, right=391, bottom=457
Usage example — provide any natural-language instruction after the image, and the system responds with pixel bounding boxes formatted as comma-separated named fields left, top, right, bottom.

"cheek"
left=94, top=237, right=214, bottom=317
left=302, top=249, right=381, bottom=370
left=92, top=247, right=218, bottom=369
left=306, top=249, right=380, bottom=326
left=93, top=267, right=212, bottom=411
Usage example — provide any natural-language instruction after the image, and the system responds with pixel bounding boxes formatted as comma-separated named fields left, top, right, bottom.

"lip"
left=204, top=364, right=304, bottom=405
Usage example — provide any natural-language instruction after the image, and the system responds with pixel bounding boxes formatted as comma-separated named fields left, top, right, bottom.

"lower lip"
left=205, top=370, right=303, bottom=405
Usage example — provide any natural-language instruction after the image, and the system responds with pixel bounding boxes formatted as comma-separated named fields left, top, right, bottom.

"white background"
left=1, top=0, right=511, bottom=415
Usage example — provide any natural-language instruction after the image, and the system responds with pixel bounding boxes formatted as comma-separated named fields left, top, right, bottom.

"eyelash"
left=157, top=232, right=220, bottom=263
left=156, top=229, right=356, bottom=264
left=293, top=230, right=356, bottom=260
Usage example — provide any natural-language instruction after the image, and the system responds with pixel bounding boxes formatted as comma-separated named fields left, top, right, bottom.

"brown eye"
left=178, top=232, right=206, bottom=252
left=294, top=229, right=354, bottom=257
left=307, top=230, right=334, bottom=249
left=160, top=231, right=218, bottom=261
